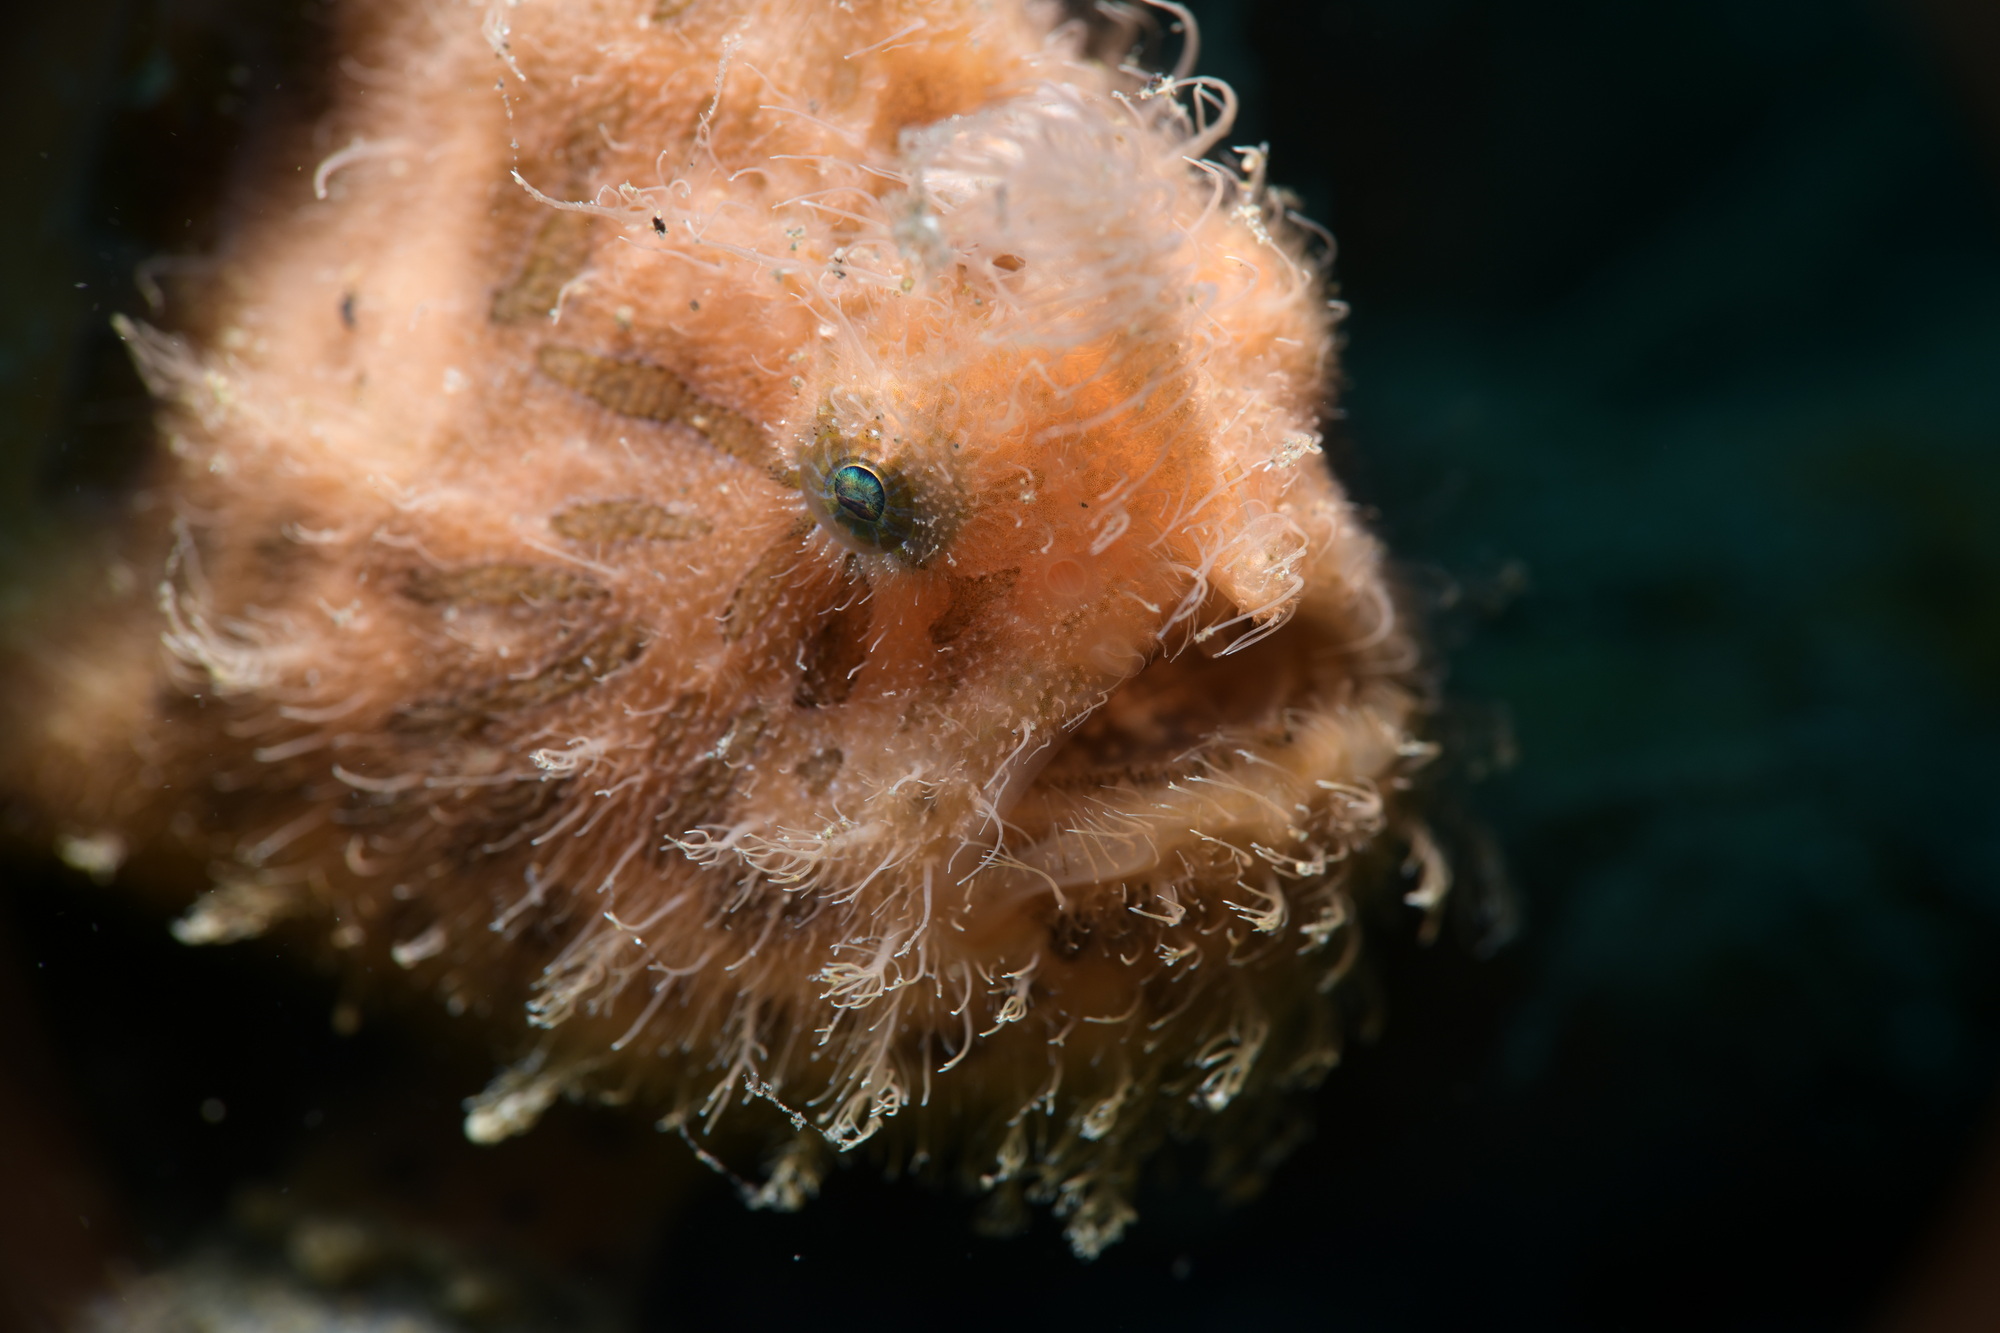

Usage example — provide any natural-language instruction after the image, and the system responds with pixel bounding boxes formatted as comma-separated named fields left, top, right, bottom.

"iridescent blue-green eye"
left=804, top=448, right=939, bottom=562
left=798, top=409, right=959, bottom=565
left=831, top=462, right=886, bottom=526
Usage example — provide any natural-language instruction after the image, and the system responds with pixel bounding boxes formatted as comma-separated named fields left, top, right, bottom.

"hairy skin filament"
left=3, top=0, right=1439, bottom=1258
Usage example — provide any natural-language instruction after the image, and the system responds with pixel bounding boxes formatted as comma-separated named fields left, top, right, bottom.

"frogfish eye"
left=800, top=443, right=948, bottom=564
left=831, top=462, right=887, bottom=525
left=797, top=407, right=960, bottom=565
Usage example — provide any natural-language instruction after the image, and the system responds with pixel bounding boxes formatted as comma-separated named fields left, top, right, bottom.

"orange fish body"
left=5, top=0, right=1433, bottom=1255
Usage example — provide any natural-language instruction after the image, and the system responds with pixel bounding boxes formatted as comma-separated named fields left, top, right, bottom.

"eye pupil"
left=831, top=462, right=886, bottom=525
left=801, top=437, right=942, bottom=564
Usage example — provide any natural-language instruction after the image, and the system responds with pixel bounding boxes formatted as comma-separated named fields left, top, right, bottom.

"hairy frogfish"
left=1, top=0, right=1442, bottom=1256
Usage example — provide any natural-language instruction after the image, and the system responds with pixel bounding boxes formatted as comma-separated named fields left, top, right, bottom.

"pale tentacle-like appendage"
left=4, top=0, right=1439, bottom=1258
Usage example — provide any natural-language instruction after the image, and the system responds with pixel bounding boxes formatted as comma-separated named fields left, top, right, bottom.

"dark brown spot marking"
left=796, top=558, right=871, bottom=707
left=721, top=519, right=814, bottom=643
left=1037, top=893, right=1141, bottom=962
left=393, top=621, right=647, bottom=733
left=795, top=747, right=843, bottom=795
left=536, top=344, right=685, bottom=419
left=536, top=344, right=771, bottom=469
left=647, top=690, right=711, bottom=750
left=491, top=211, right=597, bottom=325
left=1047, top=910, right=1092, bottom=960
left=665, top=705, right=771, bottom=826
left=551, top=499, right=712, bottom=544
left=403, top=563, right=606, bottom=607
left=930, top=567, right=1019, bottom=648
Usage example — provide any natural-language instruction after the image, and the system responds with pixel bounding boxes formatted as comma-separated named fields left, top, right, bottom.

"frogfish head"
left=1, top=0, right=1439, bottom=1258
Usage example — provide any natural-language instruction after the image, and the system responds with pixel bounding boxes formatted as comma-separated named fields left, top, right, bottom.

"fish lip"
left=978, top=707, right=1091, bottom=833
left=1000, top=601, right=1383, bottom=893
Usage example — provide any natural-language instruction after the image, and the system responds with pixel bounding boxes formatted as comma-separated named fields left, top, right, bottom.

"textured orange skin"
left=4, top=0, right=1431, bottom=1253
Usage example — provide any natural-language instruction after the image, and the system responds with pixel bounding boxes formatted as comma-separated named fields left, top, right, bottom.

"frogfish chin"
left=3, top=0, right=1443, bottom=1256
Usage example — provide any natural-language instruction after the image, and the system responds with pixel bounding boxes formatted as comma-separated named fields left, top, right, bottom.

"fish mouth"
left=1001, top=602, right=1407, bottom=896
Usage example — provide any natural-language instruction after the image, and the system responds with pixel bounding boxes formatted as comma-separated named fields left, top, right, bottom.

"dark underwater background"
left=2, top=0, right=1997, bottom=1329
